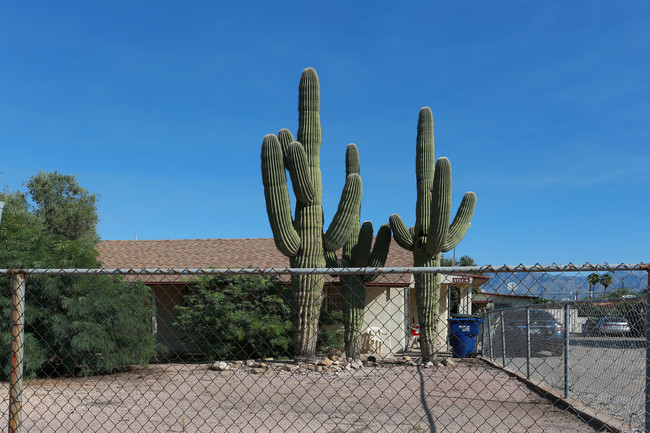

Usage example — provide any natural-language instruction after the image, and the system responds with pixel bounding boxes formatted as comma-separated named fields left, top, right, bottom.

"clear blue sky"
left=1, top=1, right=648, bottom=266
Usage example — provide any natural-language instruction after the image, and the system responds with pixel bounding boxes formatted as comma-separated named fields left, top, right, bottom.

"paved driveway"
left=487, top=334, right=645, bottom=431
left=4, top=359, right=606, bottom=432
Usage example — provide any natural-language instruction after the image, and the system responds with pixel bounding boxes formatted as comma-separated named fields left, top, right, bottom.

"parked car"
left=581, top=318, right=599, bottom=336
left=583, top=317, right=630, bottom=336
left=492, top=309, right=565, bottom=356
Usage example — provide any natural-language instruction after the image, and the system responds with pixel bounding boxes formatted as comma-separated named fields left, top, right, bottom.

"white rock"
left=212, top=361, right=230, bottom=371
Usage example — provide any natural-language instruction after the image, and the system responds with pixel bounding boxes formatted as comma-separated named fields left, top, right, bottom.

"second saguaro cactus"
left=261, top=68, right=362, bottom=359
left=326, top=144, right=391, bottom=359
left=389, top=107, right=476, bottom=362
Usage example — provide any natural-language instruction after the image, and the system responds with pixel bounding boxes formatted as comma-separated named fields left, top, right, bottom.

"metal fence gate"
left=0, top=264, right=647, bottom=432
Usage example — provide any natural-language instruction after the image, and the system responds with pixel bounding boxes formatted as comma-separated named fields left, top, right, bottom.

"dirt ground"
left=1, top=359, right=607, bottom=432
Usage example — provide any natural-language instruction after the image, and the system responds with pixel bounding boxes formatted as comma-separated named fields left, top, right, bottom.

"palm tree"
left=600, top=273, right=613, bottom=295
left=587, top=273, right=601, bottom=299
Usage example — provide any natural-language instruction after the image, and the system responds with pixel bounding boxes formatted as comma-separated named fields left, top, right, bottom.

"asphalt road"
left=483, top=334, right=645, bottom=430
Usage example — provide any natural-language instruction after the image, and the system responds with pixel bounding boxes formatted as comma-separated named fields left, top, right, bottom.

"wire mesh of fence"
left=0, top=264, right=647, bottom=432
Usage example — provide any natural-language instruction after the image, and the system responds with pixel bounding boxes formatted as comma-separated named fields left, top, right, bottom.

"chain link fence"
left=0, top=264, right=647, bottom=432
left=480, top=265, right=648, bottom=432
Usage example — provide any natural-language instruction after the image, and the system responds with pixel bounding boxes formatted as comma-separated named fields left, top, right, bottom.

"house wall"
left=154, top=282, right=410, bottom=358
left=152, top=284, right=186, bottom=354
left=408, top=284, right=473, bottom=352
left=361, top=286, right=408, bottom=355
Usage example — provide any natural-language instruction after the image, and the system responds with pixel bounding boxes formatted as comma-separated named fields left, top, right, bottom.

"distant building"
left=472, top=292, right=539, bottom=313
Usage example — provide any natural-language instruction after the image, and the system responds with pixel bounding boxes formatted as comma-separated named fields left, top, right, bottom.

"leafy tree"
left=533, top=297, right=555, bottom=304
left=440, top=254, right=477, bottom=267
left=458, top=255, right=477, bottom=267
left=0, top=175, right=155, bottom=378
left=25, top=171, right=99, bottom=243
left=0, top=188, right=98, bottom=268
left=173, top=275, right=292, bottom=360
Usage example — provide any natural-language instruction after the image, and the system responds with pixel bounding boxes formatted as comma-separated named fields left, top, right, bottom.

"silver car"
left=497, top=309, right=565, bottom=356
left=597, top=317, right=631, bottom=335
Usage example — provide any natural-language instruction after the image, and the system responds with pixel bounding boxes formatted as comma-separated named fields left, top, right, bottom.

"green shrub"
left=317, top=309, right=344, bottom=355
left=173, top=275, right=292, bottom=360
left=0, top=274, right=156, bottom=379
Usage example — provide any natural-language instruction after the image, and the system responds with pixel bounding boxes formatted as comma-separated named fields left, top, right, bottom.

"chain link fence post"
left=9, top=272, right=26, bottom=433
left=563, top=303, right=570, bottom=399
left=487, top=312, right=493, bottom=360
left=645, top=271, right=650, bottom=433
left=501, top=310, right=506, bottom=367
left=526, top=307, right=531, bottom=380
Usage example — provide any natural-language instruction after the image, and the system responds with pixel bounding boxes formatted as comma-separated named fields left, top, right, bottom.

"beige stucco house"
left=97, top=238, right=489, bottom=357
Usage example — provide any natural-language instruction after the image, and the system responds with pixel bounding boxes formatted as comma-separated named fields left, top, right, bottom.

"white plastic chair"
left=362, top=327, right=387, bottom=354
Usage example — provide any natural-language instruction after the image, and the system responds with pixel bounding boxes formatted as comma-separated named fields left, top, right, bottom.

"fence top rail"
left=479, top=294, right=648, bottom=312
left=0, top=263, right=648, bottom=276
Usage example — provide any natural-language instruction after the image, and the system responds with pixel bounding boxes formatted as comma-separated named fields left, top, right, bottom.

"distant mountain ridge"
left=482, top=271, right=648, bottom=300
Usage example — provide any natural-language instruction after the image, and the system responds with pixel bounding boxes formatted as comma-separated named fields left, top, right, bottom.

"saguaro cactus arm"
left=323, top=142, right=363, bottom=252
left=286, top=141, right=316, bottom=205
left=261, top=134, right=300, bottom=257
left=325, top=250, right=343, bottom=268
left=277, top=129, right=295, bottom=166
left=297, top=68, right=323, bottom=198
left=367, top=223, right=392, bottom=270
left=345, top=143, right=360, bottom=176
left=442, top=191, right=476, bottom=253
left=349, top=221, right=373, bottom=267
left=415, top=107, right=435, bottom=237
left=426, top=157, right=452, bottom=257
left=389, top=214, right=414, bottom=251
left=323, top=173, right=362, bottom=252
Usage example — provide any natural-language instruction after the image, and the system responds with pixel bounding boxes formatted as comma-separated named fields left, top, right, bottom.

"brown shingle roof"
left=96, top=238, right=488, bottom=289
left=96, top=238, right=415, bottom=270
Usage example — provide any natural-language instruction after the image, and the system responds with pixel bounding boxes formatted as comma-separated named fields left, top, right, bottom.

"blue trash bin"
left=448, top=317, right=484, bottom=359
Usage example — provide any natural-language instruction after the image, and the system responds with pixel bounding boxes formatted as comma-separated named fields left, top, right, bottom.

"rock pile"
left=210, top=353, right=459, bottom=374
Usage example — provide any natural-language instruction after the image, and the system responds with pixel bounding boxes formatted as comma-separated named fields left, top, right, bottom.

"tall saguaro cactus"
left=326, top=144, right=391, bottom=359
left=261, top=68, right=362, bottom=359
left=389, top=107, right=476, bottom=362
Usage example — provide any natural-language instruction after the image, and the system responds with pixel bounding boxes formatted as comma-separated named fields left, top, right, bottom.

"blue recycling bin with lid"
left=448, top=317, right=483, bottom=359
